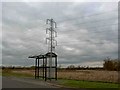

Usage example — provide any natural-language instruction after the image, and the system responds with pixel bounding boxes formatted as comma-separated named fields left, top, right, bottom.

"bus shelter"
left=28, top=52, right=57, bottom=81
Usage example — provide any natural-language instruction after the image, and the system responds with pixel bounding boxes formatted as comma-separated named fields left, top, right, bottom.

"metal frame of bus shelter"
left=28, top=52, right=57, bottom=81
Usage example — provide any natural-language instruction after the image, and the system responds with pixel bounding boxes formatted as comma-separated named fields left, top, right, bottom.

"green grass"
left=59, top=79, right=119, bottom=88
left=2, top=69, right=33, bottom=78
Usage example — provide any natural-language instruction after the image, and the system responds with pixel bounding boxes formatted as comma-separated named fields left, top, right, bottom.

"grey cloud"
left=2, top=2, right=118, bottom=67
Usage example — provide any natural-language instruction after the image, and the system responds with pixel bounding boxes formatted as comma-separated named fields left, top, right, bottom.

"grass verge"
left=58, top=79, right=119, bottom=88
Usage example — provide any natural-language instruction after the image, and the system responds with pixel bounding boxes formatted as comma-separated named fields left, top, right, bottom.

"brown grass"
left=12, top=70, right=35, bottom=76
left=5, top=69, right=118, bottom=83
left=57, top=70, right=118, bottom=83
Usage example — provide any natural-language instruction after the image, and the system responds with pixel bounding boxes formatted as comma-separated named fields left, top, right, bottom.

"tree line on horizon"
left=65, top=58, right=119, bottom=71
left=1, top=58, right=120, bottom=71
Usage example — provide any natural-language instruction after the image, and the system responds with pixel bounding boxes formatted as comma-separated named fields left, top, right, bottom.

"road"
left=2, top=76, right=59, bottom=88
left=2, top=77, right=88, bottom=90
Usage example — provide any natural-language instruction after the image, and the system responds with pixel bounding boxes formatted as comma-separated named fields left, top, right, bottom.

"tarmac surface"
left=2, top=76, right=59, bottom=88
left=1, top=76, right=118, bottom=90
left=2, top=77, right=89, bottom=90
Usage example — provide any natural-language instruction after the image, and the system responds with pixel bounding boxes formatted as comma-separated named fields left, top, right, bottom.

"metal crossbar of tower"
left=28, top=19, right=57, bottom=81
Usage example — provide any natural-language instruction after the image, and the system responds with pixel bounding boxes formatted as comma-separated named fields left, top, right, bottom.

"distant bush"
left=103, top=57, right=120, bottom=71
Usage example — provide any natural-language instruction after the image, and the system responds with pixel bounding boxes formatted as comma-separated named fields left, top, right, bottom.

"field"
left=2, top=69, right=119, bottom=88
left=5, top=69, right=118, bottom=83
left=58, top=70, right=118, bottom=83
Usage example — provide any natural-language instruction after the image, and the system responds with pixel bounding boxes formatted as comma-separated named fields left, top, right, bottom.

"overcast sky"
left=1, top=1, right=118, bottom=67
